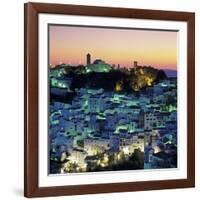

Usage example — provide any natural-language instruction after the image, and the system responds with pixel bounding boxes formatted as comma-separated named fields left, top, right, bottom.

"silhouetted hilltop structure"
left=52, top=65, right=167, bottom=93
left=128, top=66, right=167, bottom=91
left=85, top=59, right=112, bottom=73
left=50, top=54, right=167, bottom=96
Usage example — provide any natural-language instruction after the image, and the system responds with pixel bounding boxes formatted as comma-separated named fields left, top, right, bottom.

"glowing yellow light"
left=82, top=164, right=87, bottom=169
left=122, top=146, right=130, bottom=155
left=153, top=146, right=160, bottom=154
left=60, top=152, right=67, bottom=162
left=146, top=77, right=153, bottom=86
left=103, top=154, right=109, bottom=163
left=115, top=81, right=123, bottom=92
left=100, top=163, right=106, bottom=167
left=117, top=154, right=121, bottom=160
left=140, top=68, right=144, bottom=75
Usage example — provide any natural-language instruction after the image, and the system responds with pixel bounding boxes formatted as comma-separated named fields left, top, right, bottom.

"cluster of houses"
left=49, top=69, right=177, bottom=173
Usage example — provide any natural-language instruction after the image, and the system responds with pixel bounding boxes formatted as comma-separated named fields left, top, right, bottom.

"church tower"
left=86, top=53, right=91, bottom=65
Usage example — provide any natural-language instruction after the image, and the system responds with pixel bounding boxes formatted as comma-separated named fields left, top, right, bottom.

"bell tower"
left=86, top=53, right=91, bottom=65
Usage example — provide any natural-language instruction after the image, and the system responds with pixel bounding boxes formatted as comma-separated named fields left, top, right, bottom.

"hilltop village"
left=49, top=54, right=177, bottom=173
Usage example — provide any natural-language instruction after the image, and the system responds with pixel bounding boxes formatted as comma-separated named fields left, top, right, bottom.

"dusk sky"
left=49, top=25, right=177, bottom=70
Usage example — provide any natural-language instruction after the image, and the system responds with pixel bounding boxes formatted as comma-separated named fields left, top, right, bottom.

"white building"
left=69, top=149, right=87, bottom=165
left=144, top=112, right=158, bottom=130
left=84, top=138, right=110, bottom=155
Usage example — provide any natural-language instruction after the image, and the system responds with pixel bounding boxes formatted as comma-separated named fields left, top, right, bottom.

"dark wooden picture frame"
left=24, top=2, right=195, bottom=198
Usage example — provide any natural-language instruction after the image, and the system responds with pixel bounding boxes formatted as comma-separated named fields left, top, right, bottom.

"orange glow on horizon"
left=49, top=25, right=177, bottom=70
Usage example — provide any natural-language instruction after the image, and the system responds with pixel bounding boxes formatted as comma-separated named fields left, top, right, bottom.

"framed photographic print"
left=24, top=2, right=195, bottom=198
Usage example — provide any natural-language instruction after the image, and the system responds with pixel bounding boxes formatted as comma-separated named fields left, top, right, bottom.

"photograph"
left=24, top=2, right=195, bottom=197
left=48, top=25, right=178, bottom=174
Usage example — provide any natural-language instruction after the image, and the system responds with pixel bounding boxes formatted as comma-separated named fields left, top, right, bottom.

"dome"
left=86, top=61, right=112, bottom=73
left=93, top=59, right=105, bottom=65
